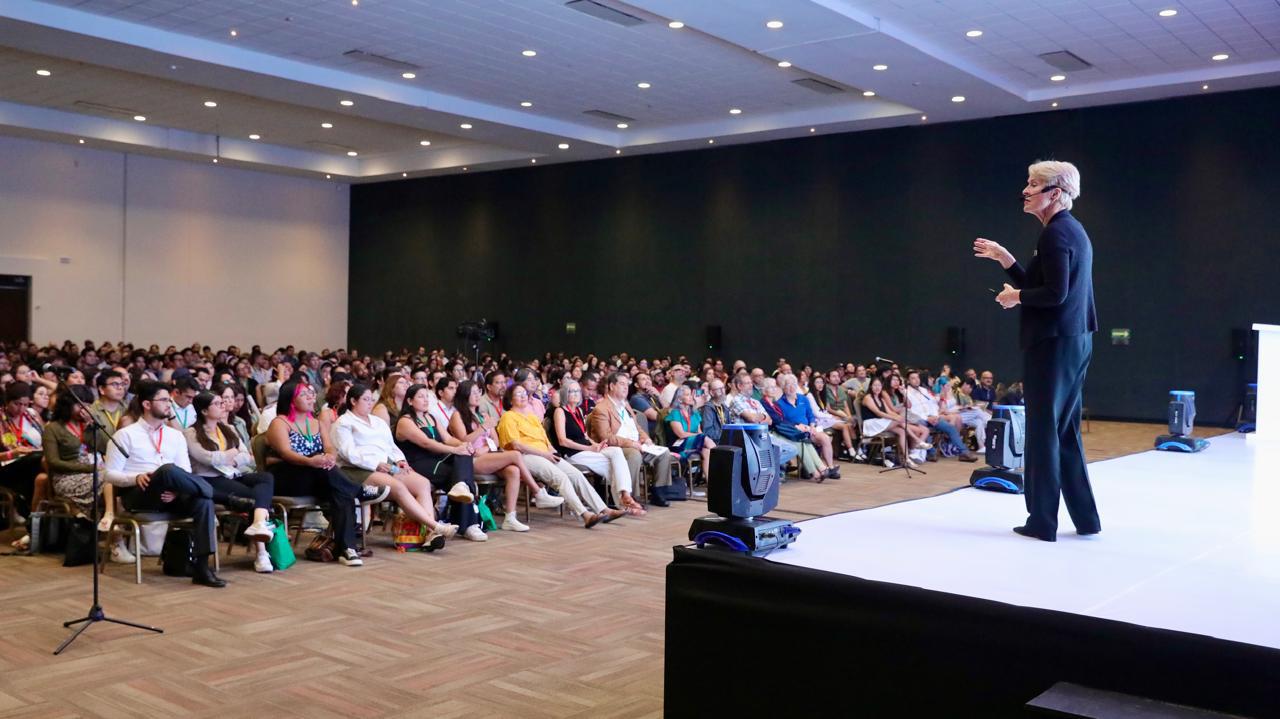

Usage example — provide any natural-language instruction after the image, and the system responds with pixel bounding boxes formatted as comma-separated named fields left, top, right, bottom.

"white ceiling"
left=0, top=0, right=1276, bottom=182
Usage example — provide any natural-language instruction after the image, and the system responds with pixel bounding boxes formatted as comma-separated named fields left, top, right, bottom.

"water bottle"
left=28, top=510, right=44, bottom=554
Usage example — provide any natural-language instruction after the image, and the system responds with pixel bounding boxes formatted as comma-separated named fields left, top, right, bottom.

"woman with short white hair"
left=973, top=159, right=1100, bottom=542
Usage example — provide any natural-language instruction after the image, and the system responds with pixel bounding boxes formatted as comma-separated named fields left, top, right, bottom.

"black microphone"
left=41, top=362, right=74, bottom=377
left=1026, top=185, right=1060, bottom=197
left=875, top=356, right=897, bottom=365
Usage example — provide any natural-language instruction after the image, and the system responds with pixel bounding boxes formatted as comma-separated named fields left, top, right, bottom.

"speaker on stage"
left=1231, top=327, right=1255, bottom=361
left=705, top=325, right=722, bottom=353
left=946, top=326, right=966, bottom=357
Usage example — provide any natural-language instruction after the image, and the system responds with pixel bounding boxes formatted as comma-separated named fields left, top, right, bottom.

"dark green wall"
left=350, top=86, right=1280, bottom=423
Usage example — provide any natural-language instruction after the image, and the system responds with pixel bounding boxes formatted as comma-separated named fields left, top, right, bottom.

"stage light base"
left=689, top=516, right=799, bottom=557
left=969, top=468, right=1025, bottom=494
left=1155, top=434, right=1209, bottom=452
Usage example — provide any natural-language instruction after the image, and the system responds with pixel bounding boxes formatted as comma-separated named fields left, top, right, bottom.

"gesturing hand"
left=996, top=283, right=1021, bottom=309
left=974, top=238, right=1015, bottom=268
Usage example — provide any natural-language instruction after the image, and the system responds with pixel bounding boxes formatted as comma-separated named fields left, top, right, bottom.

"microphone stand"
left=54, top=380, right=162, bottom=655
left=879, top=384, right=925, bottom=478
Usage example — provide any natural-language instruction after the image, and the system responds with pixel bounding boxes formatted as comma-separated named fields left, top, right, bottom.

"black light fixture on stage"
left=688, top=424, right=799, bottom=556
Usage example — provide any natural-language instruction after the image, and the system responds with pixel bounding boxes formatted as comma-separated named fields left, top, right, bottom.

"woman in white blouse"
left=332, top=383, right=455, bottom=551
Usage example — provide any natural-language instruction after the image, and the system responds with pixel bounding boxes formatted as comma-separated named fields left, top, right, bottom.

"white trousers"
left=523, top=454, right=608, bottom=516
left=568, top=446, right=633, bottom=499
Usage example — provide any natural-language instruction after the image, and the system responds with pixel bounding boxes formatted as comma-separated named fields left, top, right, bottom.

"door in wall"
left=0, top=275, right=31, bottom=343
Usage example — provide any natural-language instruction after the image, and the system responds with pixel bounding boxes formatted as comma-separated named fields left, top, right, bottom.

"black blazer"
left=1005, top=209, right=1099, bottom=350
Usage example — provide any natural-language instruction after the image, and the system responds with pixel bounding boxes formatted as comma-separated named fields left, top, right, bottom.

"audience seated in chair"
left=588, top=371, right=676, bottom=507
left=551, top=379, right=636, bottom=517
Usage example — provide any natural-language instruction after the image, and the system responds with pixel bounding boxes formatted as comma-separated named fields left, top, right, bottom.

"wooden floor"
left=0, top=422, right=1225, bottom=718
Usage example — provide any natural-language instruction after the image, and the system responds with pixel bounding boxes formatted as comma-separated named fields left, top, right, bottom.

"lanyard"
left=4, top=414, right=30, bottom=447
left=149, top=425, right=164, bottom=454
left=99, top=404, right=121, bottom=430
left=291, top=417, right=315, bottom=442
left=213, top=426, right=227, bottom=451
left=67, top=420, right=85, bottom=444
left=567, top=407, right=587, bottom=436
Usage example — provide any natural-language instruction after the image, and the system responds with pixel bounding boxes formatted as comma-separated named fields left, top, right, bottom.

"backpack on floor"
left=160, top=527, right=195, bottom=577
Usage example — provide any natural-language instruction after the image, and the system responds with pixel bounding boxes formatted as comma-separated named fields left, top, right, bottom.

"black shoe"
left=648, top=494, right=670, bottom=507
left=192, top=559, right=227, bottom=588
left=825, top=467, right=841, bottom=480
left=1076, top=527, right=1101, bottom=536
left=799, top=468, right=813, bottom=480
left=1012, top=525, right=1056, bottom=542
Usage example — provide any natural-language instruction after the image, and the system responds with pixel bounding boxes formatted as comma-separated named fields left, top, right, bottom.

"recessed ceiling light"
left=325, top=174, right=331, bottom=179
left=920, top=115, right=927, bottom=121
left=1050, top=74, right=1066, bottom=82
left=616, top=122, right=629, bottom=129
left=351, top=0, right=358, bottom=6
left=729, top=108, right=742, bottom=115
left=402, top=72, right=416, bottom=79
left=1158, top=9, right=1177, bottom=17
left=1212, top=53, right=1229, bottom=61
left=708, top=139, right=715, bottom=144
left=1051, top=102, right=1059, bottom=107
left=35, top=69, right=51, bottom=76
left=668, top=20, right=684, bottom=29
left=203, top=100, right=217, bottom=107
left=419, top=140, right=431, bottom=146
left=339, top=99, right=354, bottom=106
left=78, top=138, right=85, bottom=144
left=322, top=123, right=335, bottom=129
left=615, top=149, right=622, bottom=154
left=249, top=134, right=261, bottom=140
left=347, top=151, right=358, bottom=157
left=402, top=172, right=407, bottom=177
left=133, top=115, right=146, bottom=122
left=229, top=29, right=237, bottom=37
left=558, top=143, right=570, bottom=149
left=766, top=20, right=784, bottom=29
left=522, top=49, right=537, bottom=57
left=520, top=101, right=533, bottom=107
left=873, top=64, right=888, bottom=71
left=951, top=95, right=966, bottom=103
left=1202, top=84, right=1210, bottom=90
left=862, top=90, right=876, bottom=97
left=777, top=61, right=792, bottom=68
left=212, top=158, right=218, bottom=163
left=463, top=167, right=468, bottom=171
left=637, top=82, right=651, bottom=89
left=531, top=159, right=537, bottom=164
left=460, top=123, right=472, bottom=129
left=965, top=29, right=983, bottom=38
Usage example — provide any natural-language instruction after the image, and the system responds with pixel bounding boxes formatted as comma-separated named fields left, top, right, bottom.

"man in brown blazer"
left=588, top=371, right=675, bottom=506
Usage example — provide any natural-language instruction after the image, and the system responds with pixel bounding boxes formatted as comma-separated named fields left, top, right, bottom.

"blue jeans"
left=770, top=435, right=799, bottom=469
left=915, top=418, right=966, bottom=449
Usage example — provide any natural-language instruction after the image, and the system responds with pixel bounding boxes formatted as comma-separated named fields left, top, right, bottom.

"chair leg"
left=130, top=521, right=142, bottom=585
left=522, top=485, right=530, bottom=523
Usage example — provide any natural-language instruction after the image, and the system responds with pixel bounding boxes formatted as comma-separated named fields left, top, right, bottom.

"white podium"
left=1253, top=323, right=1280, bottom=441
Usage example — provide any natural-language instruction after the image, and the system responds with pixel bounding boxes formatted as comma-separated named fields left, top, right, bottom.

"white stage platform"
left=770, top=432, right=1280, bottom=651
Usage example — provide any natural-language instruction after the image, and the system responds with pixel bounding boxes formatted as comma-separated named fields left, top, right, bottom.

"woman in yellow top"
left=495, top=384, right=617, bottom=529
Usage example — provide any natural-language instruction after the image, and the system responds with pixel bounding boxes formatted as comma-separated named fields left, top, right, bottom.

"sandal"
left=624, top=504, right=648, bottom=517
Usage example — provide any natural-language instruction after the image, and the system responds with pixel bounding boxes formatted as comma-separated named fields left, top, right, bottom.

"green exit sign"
left=1110, top=328, right=1130, bottom=346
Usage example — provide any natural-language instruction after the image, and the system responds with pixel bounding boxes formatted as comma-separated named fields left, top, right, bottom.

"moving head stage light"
left=688, top=424, right=799, bottom=556
left=1156, top=390, right=1209, bottom=452
left=969, top=404, right=1026, bottom=493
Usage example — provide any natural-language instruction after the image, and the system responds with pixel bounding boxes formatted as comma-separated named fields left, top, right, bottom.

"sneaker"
left=110, top=541, right=136, bottom=564
left=882, top=458, right=897, bottom=469
left=463, top=525, right=488, bottom=542
left=502, top=514, right=530, bottom=532
left=447, top=482, right=474, bottom=504
left=243, top=520, right=274, bottom=540
left=361, top=484, right=391, bottom=504
left=10, top=534, right=30, bottom=550
left=691, top=489, right=707, bottom=498
left=421, top=530, right=446, bottom=552
left=438, top=523, right=459, bottom=540
left=301, top=510, right=329, bottom=531
left=338, top=548, right=364, bottom=566
left=254, top=552, right=274, bottom=573
left=533, top=488, right=565, bottom=509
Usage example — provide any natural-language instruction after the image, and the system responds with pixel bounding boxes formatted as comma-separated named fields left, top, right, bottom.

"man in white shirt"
left=658, top=365, right=688, bottom=408
left=167, top=376, right=200, bottom=430
left=905, top=371, right=979, bottom=462
left=104, top=380, right=225, bottom=588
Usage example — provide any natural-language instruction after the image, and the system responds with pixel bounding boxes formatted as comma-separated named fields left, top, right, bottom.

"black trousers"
left=405, top=453, right=479, bottom=531
left=121, top=464, right=218, bottom=556
left=269, top=462, right=359, bottom=552
left=205, top=472, right=275, bottom=511
left=0, top=454, right=41, bottom=516
left=1022, top=334, right=1100, bottom=536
